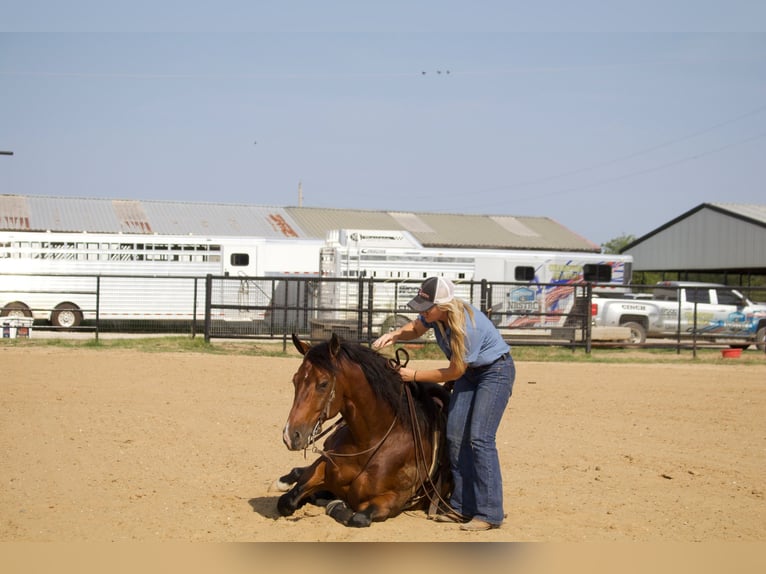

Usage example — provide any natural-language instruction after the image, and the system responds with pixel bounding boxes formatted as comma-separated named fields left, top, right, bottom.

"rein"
left=394, top=348, right=463, bottom=519
left=304, top=350, right=405, bottom=465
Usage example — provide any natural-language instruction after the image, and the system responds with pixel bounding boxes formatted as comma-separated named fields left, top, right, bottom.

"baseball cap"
left=408, top=276, right=455, bottom=312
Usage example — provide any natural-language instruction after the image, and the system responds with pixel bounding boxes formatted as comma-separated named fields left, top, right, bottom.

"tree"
left=601, top=234, right=636, bottom=254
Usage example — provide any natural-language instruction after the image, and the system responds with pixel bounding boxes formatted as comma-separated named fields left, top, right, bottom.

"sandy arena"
left=1, top=346, right=764, bottom=543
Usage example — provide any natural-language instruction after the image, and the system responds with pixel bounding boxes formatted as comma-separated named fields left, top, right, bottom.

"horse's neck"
left=339, top=380, right=397, bottom=443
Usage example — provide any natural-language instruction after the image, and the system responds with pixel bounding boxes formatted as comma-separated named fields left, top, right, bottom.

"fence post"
left=204, top=274, right=212, bottom=343
left=692, top=292, right=699, bottom=359
left=365, top=278, right=374, bottom=344
left=192, top=277, right=198, bottom=339
left=480, top=279, right=489, bottom=315
left=585, top=283, right=592, bottom=354
left=356, top=276, right=365, bottom=342
left=95, top=275, right=101, bottom=342
left=676, top=288, right=682, bottom=355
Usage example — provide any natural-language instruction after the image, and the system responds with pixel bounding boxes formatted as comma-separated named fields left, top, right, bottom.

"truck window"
left=515, top=266, right=535, bottom=281
left=583, top=264, right=612, bottom=283
left=686, top=288, right=710, bottom=304
left=230, top=253, right=250, bottom=267
left=654, top=288, right=677, bottom=301
left=716, top=289, right=742, bottom=306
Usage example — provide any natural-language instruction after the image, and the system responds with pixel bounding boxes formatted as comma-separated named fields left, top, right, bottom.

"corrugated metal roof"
left=284, top=206, right=401, bottom=240
left=0, top=195, right=309, bottom=239
left=709, top=203, right=766, bottom=226
left=622, top=202, right=766, bottom=272
left=286, top=207, right=598, bottom=251
left=0, top=194, right=600, bottom=252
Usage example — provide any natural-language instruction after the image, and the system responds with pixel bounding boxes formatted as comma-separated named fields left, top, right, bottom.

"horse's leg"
left=325, top=499, right=355, bottom=525
left=271, top=466, right=305, bottom=492
left=321, top=499, right=374, bottom=527
left=326, top=491, right=404, bottom=528
left=276, top=458, right=327, bottom=517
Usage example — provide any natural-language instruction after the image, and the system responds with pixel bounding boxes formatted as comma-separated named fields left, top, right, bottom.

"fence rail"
left=2, top=273, right=765, bottom=354
left=202, top=275, right=596, bottom=349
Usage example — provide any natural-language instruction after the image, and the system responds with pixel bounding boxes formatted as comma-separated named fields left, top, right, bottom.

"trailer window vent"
left=230, top=253, right=250, bottom=267
left=515, top=266, right=535, bottom=281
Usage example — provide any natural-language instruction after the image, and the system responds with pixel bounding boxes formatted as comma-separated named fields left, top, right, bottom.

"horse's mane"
left=304, top=339, right=442, bottom=431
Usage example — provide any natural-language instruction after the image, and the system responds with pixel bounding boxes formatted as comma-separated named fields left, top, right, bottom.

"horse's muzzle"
left=282, top=422, right=311, bottom=451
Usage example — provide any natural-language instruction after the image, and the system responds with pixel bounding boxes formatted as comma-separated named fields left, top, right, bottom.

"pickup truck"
left=591, top=281, right=766, bottom=349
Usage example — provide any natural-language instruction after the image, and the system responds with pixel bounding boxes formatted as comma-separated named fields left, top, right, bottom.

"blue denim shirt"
left=419, top=303, right=510, bottom=368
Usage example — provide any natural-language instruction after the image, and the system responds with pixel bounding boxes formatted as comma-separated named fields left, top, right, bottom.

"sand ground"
left=1, top=346, right=764, bottom=543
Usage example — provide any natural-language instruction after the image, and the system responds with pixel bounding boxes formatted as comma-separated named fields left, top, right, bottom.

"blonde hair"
left=435, top=298, right=476, bottom=373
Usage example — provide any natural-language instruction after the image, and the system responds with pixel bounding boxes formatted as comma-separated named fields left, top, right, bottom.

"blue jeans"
left=446, top=354, right=514, bottom=525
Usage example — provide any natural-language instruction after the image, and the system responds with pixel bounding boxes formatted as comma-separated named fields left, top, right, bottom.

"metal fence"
left=3, top=273, right=765, bottom=354
left=203, top=275, right=595, bottom=350
left=0, top=272, right=206, bottom=338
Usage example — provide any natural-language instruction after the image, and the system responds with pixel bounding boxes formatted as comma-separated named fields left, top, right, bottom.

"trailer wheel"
left=1, top=301, right=33, bottom=319
left=728, top=343, right=750, bottom=350
left=756, top=326, right=766, bottom=352
left=51, top=303, right=83, bottom=329
left=622, top=321, right=646, bottom=345
left=379, top=314, right=411, bottom=338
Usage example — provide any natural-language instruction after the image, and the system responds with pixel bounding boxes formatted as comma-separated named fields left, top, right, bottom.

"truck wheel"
left=378, top=314, right=411, bottom=338
left=622, top=321, right=646, bottom=345
left=1, top=302, right=33, bottom=319
left=756, top=326, right=766, bottom=352
left=51, top=303, right=83, bottom=329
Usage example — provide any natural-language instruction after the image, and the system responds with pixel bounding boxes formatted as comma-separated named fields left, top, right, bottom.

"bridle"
left=302, top=349, right=410, bottom=465
left=304, top=371, right=340, bottom=457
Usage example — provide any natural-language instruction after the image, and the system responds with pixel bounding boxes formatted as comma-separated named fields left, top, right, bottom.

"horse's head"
left=282, top=333, right=344, bottom=451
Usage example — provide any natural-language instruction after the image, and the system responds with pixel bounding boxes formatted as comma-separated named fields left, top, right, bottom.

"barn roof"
left=0, top=194, right=600, bottom=252
left=622, top=202, right=766, bottom=273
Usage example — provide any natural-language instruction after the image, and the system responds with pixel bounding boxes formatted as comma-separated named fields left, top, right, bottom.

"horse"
left=275, top=333, right=452, bottom=527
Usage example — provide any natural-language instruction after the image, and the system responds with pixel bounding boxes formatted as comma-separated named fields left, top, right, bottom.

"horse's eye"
left=317, top=379, right=330, bottom=391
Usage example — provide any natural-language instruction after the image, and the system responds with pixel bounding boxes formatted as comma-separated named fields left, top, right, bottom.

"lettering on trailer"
left=353, top=232, right=405, bottom=242
left=547, top=263, right=580, bottom=280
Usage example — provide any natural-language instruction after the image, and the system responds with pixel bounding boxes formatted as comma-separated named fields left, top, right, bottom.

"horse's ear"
left=329, top=332, right=341, bottom=358
left=292, top=333, right=311, bottom=356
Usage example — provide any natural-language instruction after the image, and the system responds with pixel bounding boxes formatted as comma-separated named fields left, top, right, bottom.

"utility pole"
left=298, top=180, right=303, bottom=207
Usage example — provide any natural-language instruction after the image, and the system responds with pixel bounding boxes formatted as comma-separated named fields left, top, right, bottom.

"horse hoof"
left=270, top=478, right=294, bottom=492
left=325, top=499, right=346, bottom=515
left=348, top=513, right=373, bottom=528
left=277, top=493, right=296, bottom=517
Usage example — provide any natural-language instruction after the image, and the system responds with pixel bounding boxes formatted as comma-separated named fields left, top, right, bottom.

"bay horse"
left=275, top=333, right=452, bottom=527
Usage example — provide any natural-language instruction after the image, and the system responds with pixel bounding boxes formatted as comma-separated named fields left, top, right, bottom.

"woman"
left=373, top=276, right=515, bottom=531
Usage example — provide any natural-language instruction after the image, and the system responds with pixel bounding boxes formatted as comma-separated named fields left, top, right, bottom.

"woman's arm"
left=398, top=358, right=465, bottom=384
left=372, top=318, right=427, bottom=349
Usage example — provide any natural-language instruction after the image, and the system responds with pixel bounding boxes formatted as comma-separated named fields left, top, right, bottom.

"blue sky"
left=1, top=2, right=765, bottom=247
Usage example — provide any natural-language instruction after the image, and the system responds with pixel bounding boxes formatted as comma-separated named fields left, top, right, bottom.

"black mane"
left=304, top=339, right=443, bottom=431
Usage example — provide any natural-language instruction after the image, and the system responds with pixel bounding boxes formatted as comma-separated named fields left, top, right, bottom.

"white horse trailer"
left=0, top=231, right=322, bottom=327
left=316, top=229, right=633, bottom=335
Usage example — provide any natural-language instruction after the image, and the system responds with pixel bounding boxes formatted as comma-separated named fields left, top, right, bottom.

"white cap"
left=407, top=277, right=455, bottom=312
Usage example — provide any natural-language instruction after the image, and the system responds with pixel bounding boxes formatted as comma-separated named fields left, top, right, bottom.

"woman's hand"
left=397, top=366, right=416, bottom=382
left=372, top=331, right=397, bottom=349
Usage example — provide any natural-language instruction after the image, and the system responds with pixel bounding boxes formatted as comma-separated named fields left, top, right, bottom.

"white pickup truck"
left=591, top=281, right=766, bottom=349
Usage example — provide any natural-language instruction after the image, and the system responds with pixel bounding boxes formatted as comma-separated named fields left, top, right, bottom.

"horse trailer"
left=0, top=230, right=322, bottom=327
left=315, top=229, right=633, bottom=336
